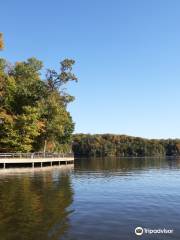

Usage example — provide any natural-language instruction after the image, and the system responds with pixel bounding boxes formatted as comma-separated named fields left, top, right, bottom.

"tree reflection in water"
left=74, top=157, right=176, bottom=172
left=0, top=169, right=74, bottom=240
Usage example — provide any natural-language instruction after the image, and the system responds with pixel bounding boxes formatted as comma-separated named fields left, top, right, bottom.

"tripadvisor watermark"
left=135, top=226, right=173, bottom=236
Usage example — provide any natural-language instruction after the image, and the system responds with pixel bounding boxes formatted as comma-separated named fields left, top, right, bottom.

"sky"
left=1, top=0, right=180, bottom=139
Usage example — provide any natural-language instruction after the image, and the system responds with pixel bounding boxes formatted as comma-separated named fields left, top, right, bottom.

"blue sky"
left=1, top=0, right=180, bottom=138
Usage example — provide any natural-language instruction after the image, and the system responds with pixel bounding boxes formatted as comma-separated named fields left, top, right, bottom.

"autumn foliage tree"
left=0, top=57, right=77, bottom=152
left=0, top=33, right=3, bottom=50
left=73, top=134, right=180, bottom=157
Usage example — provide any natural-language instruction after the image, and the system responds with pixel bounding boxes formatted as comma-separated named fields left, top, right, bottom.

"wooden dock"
left=0, top=153, right=74, bottom=169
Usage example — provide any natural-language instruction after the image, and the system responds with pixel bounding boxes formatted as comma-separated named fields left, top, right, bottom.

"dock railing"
left=0, top=152, right=74, bottom=159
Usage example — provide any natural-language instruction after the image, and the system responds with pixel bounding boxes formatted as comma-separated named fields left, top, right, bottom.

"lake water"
left=0, top=157, right=180, bottom=240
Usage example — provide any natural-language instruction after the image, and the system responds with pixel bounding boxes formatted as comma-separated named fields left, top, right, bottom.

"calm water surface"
left=0, top=157, right=180, bottom=240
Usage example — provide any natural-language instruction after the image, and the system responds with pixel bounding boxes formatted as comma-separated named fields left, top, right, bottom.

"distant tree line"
left=0, top=57, right=77, bottom=152
left=73, top=134, right=180, bottom=157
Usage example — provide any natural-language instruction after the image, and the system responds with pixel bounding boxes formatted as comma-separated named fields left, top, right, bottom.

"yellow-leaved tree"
left=0, top=33, right=4, bottom=50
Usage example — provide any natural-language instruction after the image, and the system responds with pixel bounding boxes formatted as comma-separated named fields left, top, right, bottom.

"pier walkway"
left=0, top=153, right=74, bottom=169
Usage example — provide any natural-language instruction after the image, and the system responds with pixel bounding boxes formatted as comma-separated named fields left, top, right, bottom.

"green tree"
left=73, top=134, right=180, bottom=157
left=0, top=57, right=77, bottom=152
left=0, top=33, right=3, bottom=50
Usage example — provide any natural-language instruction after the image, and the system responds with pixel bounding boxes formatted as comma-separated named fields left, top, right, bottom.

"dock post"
left=41, top=162, right=42, bottom=168
left=50, top=162, right=52, bottom=166
left=59, top=161, right=60, bottom=166
left=32, top=162, right=34, bottom=168
left=3, top=163, right=5, bottom=169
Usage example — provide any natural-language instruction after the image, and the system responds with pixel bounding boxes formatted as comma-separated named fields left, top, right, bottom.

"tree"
left=36, top=59, right=77, bottom=152
left=0, top=57, right=77, bottom=152
left=0, top=33, right=3, bottom=50
left=72, top=134, right=180, bottom=157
